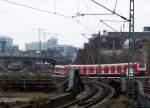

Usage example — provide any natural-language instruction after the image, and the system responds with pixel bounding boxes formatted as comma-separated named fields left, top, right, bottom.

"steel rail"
left=82, top=82, right=109, bottom=108
left=77, top=84, right=98, bottom=106
left=144, top=85, right=150, bottom=94
left=59, top=83, right=97, bottom=108
left=60, top=82, right=110, bottom=108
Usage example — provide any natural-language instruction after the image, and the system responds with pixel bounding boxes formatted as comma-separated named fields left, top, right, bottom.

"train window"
left=100, top=66, right=103, bottom=73
left=117, top=65, right=122, bottom=73
left=139, top=64, right=145, bottom=68
left=82, top=66, right=86, bottom=74
left=96, top=66, right=102, bottom=73
left=124, top=65, right=128, bottom=73
left=89, top=66, right=94, bottom=74
left=104, top=66, right=109, bottom=73
left=96, top=66, right=98, bottom=73
left=111, top=66, right=115, bottom=73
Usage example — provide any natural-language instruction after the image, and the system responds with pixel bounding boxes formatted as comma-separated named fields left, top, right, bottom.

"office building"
left=0, top=36, right=13, bottom=54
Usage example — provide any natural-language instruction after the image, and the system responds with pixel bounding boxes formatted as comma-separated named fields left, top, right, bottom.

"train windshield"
left=139, top=63, right=145, bottom=68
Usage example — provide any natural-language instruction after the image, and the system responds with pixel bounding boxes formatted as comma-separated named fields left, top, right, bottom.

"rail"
left=59, top=81, right=113, bottom=108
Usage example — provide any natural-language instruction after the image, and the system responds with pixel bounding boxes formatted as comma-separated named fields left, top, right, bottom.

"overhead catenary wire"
left=100, top=19, right=127, bottom=32
left=100, top=20, right=118, bottom=32
left=76, top=13, right=114, bottom=17
left=86, top=2, right=89, bottom=30
left=119, top=20, right=126, bottom=34
left=113, top=0, right=118, bottom=12
left=123, top=20, right=126, bottom=32
left=80, top=0, right=111, bottom=16
left=99, top=19, right=128, bottom=22
left=73, top=0, right=127, bottom=34
left=73, top=18, right=95, bottom=33
left=1, top=0, right=71, bottom=19
left=80, top=0, right=90, bottom=29
left=1, top=0, right=93, bottom=32
left=90, top=0, right=129, bottom=21
left=54, top=0, right=56, bottom=14
left=81, top=33, right=90, bottom=39
left=73, top=0, right=95, bottom=33
left=1, top=0, right=127, bottom=40
left=81, top=0, right=89, bottom=9
left=77, top=0, right=80, bottom=21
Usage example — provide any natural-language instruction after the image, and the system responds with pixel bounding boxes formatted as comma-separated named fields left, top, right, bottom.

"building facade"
left=25, top=37, right=77, bottom=63
left=25, top=37, right=58, bottom=51
left=74, top=27, right=150, bottom=64
left=0, top=36, right=13, bottom=54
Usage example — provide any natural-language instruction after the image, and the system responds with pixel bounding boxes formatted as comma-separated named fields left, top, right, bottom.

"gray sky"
left=0, top=0, right=150, bottom=50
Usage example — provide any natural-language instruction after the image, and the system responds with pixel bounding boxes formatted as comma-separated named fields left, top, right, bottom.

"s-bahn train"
left=54, top=62, right=147, bottom=77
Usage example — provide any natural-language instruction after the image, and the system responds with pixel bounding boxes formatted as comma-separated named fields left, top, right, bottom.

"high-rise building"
left=0, top=36, right=13, bottom=54
left=25, top=42, right=40, bottom=51
left=47, top=37, right=58, bottom=48
left=25, top=37, right=58, bottom=51
left=25, top=37, right=77, bottom=63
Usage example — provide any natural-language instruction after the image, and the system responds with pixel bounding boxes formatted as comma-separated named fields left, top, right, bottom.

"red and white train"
left=54, top=62, right=147, bottom=77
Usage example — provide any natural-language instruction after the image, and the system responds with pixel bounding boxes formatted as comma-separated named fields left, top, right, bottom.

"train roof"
left=55, top=62, right=144, bottom=68
left=67, top=62, right=144, bottom=67
left=68, top=63, right=128, bottom=66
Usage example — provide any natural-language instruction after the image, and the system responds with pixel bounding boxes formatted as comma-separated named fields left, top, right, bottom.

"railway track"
left=60, top=82, right=111, bottom=108
left=143, top=85, right=150, bottom=94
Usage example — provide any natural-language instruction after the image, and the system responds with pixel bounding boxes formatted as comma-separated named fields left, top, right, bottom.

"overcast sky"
left=0, top=0, right=150, bottom=50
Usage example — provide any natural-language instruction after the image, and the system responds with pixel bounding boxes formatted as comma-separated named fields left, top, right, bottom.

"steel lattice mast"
left=128, top=0, right=135, bottom=82
left=127, top=0, right=135, bottom=104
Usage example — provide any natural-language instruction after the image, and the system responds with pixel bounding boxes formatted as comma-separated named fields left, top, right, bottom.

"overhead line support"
left=90, top=0, right=129, bottom=21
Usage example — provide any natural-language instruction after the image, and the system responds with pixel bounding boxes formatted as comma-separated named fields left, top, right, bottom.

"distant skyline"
left=0, top=0, right=150, bottom=50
